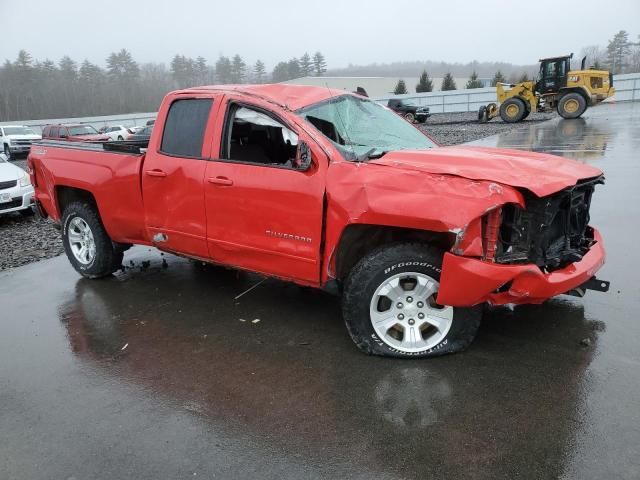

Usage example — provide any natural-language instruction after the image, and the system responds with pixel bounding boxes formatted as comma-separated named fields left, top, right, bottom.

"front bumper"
left=438, top=228, right=606, bottom=306
left=0, top=186, right=35, bottom=214
left=8, top=144, right=32, bottom=154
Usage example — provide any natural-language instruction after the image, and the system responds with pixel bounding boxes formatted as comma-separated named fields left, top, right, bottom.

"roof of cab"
left=178, top=84, right=354, bottom=111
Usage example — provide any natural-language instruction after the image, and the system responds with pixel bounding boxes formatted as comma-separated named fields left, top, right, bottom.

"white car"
left=0, top=125, right=42, bottom=161
left=103, top=125, right=133, bottom=141
left=0, top=153, right=34, bottom=216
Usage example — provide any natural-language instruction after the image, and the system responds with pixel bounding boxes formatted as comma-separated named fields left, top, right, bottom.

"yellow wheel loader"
left=478, top=54, right=615, bottom=123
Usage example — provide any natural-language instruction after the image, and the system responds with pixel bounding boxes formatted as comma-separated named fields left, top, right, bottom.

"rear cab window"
left=161, top=98, right=213, bottom=158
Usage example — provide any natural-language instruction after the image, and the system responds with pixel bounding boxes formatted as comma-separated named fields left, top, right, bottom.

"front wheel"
left=3, top=144, right=11, bottom=161
left=342, top=243, right=482, bottom=358
left=62, top=201, right=123, bottom=278
left=404, top=112, right=416, bottom=123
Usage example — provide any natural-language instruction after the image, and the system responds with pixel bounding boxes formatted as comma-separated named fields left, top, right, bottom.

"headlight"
left=19, top=171, right=31, bottom=187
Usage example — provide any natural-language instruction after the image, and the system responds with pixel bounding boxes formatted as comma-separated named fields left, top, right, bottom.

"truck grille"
left=495, top=176, right=603, bottom=271
left=13, top=140, right=33, bottom=146
left=0, top=198, right=23, bottom=210
left=0, top=180, right=18, bottom=190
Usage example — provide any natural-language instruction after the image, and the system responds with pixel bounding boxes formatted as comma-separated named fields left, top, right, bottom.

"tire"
left=499, top=98, right=527, bottom=123
left=522, top=107, right=531, bottom=120
left=478, top=105, right=487, bottom=122
left=117, top=136, right=124, bottom=141
left=558, top=92, right=587, bottom=119
left=342, top=243, right=482, bottom=358
left=404, top=112, right=416, bottom=123
left=3, top=144, right=11, bottom=161
left=62, top=201, right=123, bottom=279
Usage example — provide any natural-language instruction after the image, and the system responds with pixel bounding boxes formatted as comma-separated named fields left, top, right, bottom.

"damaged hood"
left=369, top=146, right=603, bottom=196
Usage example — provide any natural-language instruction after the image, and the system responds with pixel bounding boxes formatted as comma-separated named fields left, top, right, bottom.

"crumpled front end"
left=438, top=176, right=607, bottom=306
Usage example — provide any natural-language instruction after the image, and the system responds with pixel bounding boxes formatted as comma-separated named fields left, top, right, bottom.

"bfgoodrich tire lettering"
left=62, top=201, right=123, bottom=279
left=342, top=243, right=482, bottom=358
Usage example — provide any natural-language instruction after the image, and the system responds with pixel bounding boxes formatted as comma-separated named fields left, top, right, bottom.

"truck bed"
left=30, top=139, right=150, bottom=245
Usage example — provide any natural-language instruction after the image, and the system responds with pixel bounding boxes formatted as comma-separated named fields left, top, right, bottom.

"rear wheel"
left=342, top=243, right=482, bottom=358
left=62, top=201, right=123, bottom=278
left=558, top=92, right=587, bottom=119
left=404, top=112, right=415, bottom=123
left=499, top=98, right=527, bottom=123
left=3, top=144, right=11, bottom=161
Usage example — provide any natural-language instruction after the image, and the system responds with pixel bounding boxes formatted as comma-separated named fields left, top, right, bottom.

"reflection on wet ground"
left=2, top=102, right=640, bottom=479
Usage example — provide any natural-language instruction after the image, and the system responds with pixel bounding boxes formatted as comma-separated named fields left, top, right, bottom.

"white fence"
left=374, top=73, right=640, bottom=113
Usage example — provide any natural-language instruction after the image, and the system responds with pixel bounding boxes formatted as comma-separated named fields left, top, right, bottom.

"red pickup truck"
left=28, top=84, right=609, bottom=358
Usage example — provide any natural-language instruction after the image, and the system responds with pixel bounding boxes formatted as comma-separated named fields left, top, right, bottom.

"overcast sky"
left=1, top=0, right=639, bottom=70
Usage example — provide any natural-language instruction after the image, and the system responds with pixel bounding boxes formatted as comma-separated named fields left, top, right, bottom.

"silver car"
left=0, top=153, right=35, bottom=215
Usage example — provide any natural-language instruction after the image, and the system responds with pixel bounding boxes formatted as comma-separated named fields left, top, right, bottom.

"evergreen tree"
left=313, top=51, right=327, bottom=76
left=254, top=60, right=266, bottom=83
left=415, top=70, right=433, bottom=93
left=271, top=62, right=290, bottom=82
left=287, top=58, right=301, bottom=79
left=215, top=56, right=232, bottom=84
left=300, top=53, right=313, bottom=76
left=230, top=54, right=246, bottom=83
left=465, top=70, right=484, bottom=89
left=58, top=56, right=78, bottom=82
left=606, top=30, right=632, bottom=73
left=195, top=56, right=208, bottom=84
left=393, top=79, right=407, bottom=95
left=491, top=70, right=506, bottom=86
left=441, top=72, right=456, bottom=91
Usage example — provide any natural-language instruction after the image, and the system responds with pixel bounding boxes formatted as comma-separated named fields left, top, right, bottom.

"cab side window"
left=223, top=105, right=298, bottom=167
left=161, top=98, right=213, bottom=158
left=50, top=126, right=60, bottom=138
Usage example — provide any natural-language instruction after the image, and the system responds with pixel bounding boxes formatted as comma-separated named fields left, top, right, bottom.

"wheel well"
left=56, top=186, right=97, bottom=216
left=560, top=87, right=589, bottom=103
left=334, top=224, right=455, bottom=281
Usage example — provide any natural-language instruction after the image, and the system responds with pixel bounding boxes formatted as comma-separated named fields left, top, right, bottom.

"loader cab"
left=536, top=55, right=572, bottom=94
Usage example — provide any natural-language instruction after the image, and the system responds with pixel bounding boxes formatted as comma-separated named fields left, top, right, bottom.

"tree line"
left=392, top=30, right=640, bottom=95
left=0, top=50, right=328, bottom=121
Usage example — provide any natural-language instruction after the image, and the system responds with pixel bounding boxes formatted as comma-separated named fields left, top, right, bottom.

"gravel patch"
left=419, top=111, right=554, bottom=145
left=0, top=213, right=64, bottom=271
left=1, top=156, right=64, bottom=271
left=1, top=112, right=554, bottom=270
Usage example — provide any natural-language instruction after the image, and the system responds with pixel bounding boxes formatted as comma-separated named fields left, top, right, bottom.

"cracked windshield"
left=298, top=95, right=436, bottom=161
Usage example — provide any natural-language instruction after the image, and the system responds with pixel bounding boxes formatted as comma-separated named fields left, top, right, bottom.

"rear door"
left=142, top=94, right=221, bottom=259
left=204, top=98, right=327, bottom=284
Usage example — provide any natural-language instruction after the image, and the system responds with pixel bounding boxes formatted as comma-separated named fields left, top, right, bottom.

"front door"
left=204, top=100, right=327, bottom=284
left=142, top=95, right=219, bottom=259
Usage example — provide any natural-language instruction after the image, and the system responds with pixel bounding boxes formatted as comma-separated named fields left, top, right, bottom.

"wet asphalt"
left=1, top=103, right=639, bottom=480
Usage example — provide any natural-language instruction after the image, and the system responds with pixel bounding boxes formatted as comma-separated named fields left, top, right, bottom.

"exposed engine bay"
left=496, top=176, right=603, bottom=271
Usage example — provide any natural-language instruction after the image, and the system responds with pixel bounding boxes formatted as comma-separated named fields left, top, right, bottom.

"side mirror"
left=295, top=141, right=312, bottom=171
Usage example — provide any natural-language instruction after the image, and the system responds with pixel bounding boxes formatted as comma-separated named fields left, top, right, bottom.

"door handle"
left=146, top=169, right=167, bottom=178
left=208, top=176, right=234, bottom=186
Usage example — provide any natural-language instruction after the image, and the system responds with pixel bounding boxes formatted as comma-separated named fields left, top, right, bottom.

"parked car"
left=0, top=125, right=41, bottom=160
left=387, top=99, right=431, bottom=123
left=42, top=124, right=110, bottom=142
left=103, top=125, right=134, bottom=141
left=0, top=152, right=34, bottom=216
left=28, top=84, right=608, bottom=359
left=127, top=125, right=153, bottom=143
